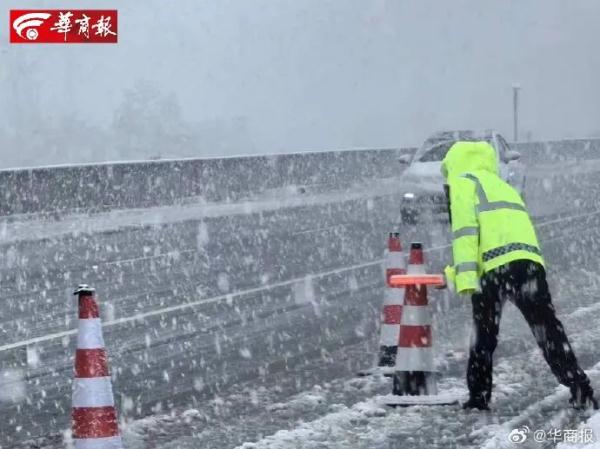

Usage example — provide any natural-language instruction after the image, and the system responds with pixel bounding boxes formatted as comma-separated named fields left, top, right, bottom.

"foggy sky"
left=1, top=0, right=600, bottom=166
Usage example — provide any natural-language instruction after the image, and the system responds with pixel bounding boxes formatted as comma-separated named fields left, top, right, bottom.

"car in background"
left=398, top=130, right=525, bottom=224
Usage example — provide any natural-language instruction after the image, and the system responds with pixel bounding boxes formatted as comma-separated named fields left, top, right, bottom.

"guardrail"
left=514, top=138, right=600, bottom=163
left=2, top=138, right=600, bottom=217
left=0, top=148, right=413, bottom=216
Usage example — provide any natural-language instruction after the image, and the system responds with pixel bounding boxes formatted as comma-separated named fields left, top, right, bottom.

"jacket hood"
left=441, top=141, right=498, bottom=180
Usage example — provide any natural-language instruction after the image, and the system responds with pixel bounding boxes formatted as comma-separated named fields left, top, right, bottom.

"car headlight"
left=403, top=192, right=415, bottom=200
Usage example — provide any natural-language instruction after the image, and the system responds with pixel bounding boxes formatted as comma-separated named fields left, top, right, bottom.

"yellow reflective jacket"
left=441, top=141, right=544, bottom=294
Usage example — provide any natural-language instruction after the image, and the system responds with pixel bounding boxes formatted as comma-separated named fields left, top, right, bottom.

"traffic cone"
left=379, top=233, right=407, bottom=367
left=358, top=233, right=406, bottom=376
left=393, top=243, right=436, bottom=395
left=382, top=243, right=459, bottom=406
left=72, top=284, right=123, bottom=449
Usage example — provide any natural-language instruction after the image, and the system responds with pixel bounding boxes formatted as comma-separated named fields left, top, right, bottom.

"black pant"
left=468, top=260, right=589, bottom=402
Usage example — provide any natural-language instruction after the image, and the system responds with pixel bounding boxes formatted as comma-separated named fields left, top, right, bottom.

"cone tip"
left=388, top=232, right=403, bottom=251
left=408, top=242, right=425, bottom=264
left=74, top=284, right=95, bottom=295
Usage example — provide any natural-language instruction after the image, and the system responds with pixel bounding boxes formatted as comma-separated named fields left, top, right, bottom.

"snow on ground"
left=79, top=259, right=600, bottom=449
left=225, top=263, right=600, bottom=449
left=233, top=379, right=467, bottom=449
left=27, top=204, right=593, bottom=449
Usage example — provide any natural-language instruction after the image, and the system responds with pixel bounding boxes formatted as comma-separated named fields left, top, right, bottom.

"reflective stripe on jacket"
left=442, top=141, right=544, bottom=294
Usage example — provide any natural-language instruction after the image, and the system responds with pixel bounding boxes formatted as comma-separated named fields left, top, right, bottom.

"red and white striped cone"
left=378, top=233, right=406, bottom=368
left=72, top=284, right=123, bottom=449
left=381, top=243, right=461, bottom=406
left=357, top=233, right=406, bottom=377
left=393, top=243, right=437, bottom=396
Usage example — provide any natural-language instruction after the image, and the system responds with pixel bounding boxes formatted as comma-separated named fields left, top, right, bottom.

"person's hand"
left=443, top=265, right=456, bottom=293
left=434, top=280, right=447, bottom=290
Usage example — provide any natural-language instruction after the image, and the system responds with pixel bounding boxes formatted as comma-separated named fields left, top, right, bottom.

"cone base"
left=356, top=366, right=396, bottom=377
left=74, top=435, right=123, bottom=449
left=393, top=371, right=438, bottom=395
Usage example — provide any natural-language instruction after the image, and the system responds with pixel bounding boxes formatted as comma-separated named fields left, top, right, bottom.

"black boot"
left=462, top=395, right=490, bottom=411
left=569, top=384, right=599, bottom=410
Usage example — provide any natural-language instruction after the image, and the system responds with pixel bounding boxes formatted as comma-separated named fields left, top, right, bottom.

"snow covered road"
left=2, top=146, right=600, bottom=448
left=116, top=212, right=600, bottom=449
